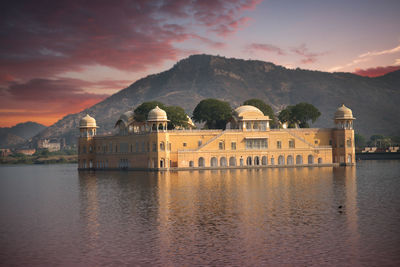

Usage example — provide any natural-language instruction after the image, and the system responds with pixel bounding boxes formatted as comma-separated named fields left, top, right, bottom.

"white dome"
left=234, top=105, right=264, bottom=117
left=79, top=114, right=97, bottom=128
left=334, top=104, right=354, bottom=119
left=147, top=106, right=168, bottom=121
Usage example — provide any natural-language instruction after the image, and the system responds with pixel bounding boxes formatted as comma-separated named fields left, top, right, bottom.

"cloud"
left=0, top=0, right=261, bottom=82
left=0, top=0, right=262, bottom=126
left=353, top=66, right=400, bottom=77
left=245, top=43, right=286, bottom=55
left=330, top=43, right=400, bottom=72
left=0, top=78, right=110, bottom=126
left=359, top=44, right=400, bottom=58
left=291, top=44, right=325, bottom=64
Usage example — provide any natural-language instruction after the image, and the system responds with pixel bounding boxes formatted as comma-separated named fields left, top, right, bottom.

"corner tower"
left=332, top=104, right=356, bottom=165
left=78, top=114, right=98, bottom=169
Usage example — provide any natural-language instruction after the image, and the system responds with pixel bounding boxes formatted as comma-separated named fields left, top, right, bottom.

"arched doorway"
left=296, top=155, right=303, bottom=165
left=254, top=156, right=260, bottom=166
left=220, top=157, right=227, bottom=167
left=160, top=158, right=165, bottom=168
left=198, top=157, right=205, bottom=167
left=278, top=155, right=284, bottom=165
left=308, top=155, right=314, bottom=164
left=262, top=156, right=267, bottom=165
left=246, top=156, right=252, bottom=166
left=287, top=155, right=294, bottom=165
left=189, top=161, right=194, bottom=167
left=211, top=157, right=218, bottom=167
left=318, top=158, right=323, bottom=164
left=229, top=157, right=236, bottom=166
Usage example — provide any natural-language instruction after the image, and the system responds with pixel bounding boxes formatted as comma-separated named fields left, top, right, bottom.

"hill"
left=0, top=121, right=46, bottom=148
left=30, top=54, right=400, bottom=146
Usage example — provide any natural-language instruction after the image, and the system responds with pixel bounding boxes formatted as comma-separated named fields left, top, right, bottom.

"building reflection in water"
left=78, top=172, right=100, bottom=251
left=156, top=167, right=359, bottom=266
left=76, top=166, right=359, bottom=265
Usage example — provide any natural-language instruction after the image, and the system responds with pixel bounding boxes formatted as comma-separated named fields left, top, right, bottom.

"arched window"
left=198, top=157, right=205, bottom=167
left=152, top=124, right=157, bottom=131
left=211, top=157, right=218, bottom=167
left=220, top=157, right=227, bottom=167
left=308, top=155, right=314, bottom=164
left=278, top=155, right=285, bottom=165
left=254, top=156, right=260, bottom=166
left=246, top=156, right=252, bottom=166
left=287, top=155, right=294, bottom=165
left=160, top=142, right=165, bottom=151
left=262, top=156, right=267, bottom=165
left=296, top=155, right=303, bottom=165
left=229, top=157, right=236, bottom=166
left=347, top=154, right=352, bottom=164
left=158, top=123, right=163, bottom=130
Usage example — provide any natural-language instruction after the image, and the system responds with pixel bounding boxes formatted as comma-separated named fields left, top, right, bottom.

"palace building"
left=78, top=104, right=355, bottom=170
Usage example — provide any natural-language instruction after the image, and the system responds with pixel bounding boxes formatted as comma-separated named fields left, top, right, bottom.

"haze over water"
left=1, top=161, right=399, bottom=266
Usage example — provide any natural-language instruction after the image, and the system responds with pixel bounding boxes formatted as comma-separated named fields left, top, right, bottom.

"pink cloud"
left=245, top=43, right=286, bottom=55
left=0, top=0, right=263, bottom=126
left=0, top=0, right=262, bottom=82
left=291, top=44, right=325, bottom=64
left=353, top=66, right=400, bottom=77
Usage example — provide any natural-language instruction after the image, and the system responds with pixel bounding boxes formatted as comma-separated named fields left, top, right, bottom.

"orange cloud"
left=353, top=66, right=400, bottom=77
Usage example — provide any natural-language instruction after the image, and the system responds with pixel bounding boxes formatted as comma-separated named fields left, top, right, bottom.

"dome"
left=117, top=110, right=134, bottom=125
left=79, top=114, right=98, bottom=128
left=147, top=106, right=168, bottom=121
left=334, top=104, right=354, bottom=119
left=234, top=105, right=264, bottom=117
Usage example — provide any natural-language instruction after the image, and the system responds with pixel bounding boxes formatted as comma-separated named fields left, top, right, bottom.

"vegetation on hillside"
left=1, top=149, right=78, bottom=164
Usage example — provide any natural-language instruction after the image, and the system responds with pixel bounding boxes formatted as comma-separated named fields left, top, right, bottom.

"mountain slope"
left=0, top=121, right=46, bottom=148
left=32, top=55, right=400, bottom=145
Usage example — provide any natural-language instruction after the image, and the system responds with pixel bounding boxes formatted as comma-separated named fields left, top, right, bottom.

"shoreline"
left=0, top=154, right=77, bottom=165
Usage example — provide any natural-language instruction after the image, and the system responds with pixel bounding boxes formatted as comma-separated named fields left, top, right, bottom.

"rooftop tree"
left=192, top=98, right=232, bottom=129
left=278, top=102, right=321, bottom=128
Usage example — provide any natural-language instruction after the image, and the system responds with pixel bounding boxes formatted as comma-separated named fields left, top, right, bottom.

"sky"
left=1, top=0, right=399, bottom=127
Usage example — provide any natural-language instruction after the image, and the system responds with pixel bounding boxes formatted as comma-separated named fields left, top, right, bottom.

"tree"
left=192, top=98, right=232, bottom=129
left=134, top=101, right=166, bottom=122
left=243, top=99, right=277, bottom=127
left=278, top=102, right=321, bottom=128
left=291, top=103, right=321, bottom=128
left=164, top=106, right=189, bottom=130
left=278, top=106, right=295, bottom=128
left=354, top=133, right=366, bottom=148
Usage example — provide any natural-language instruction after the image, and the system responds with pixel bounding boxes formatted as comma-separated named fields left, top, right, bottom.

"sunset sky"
left=1, top=0, right=399, bottom=127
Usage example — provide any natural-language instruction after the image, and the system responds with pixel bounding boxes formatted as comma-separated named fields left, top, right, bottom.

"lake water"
left=0, top=161, right=399, bottom=266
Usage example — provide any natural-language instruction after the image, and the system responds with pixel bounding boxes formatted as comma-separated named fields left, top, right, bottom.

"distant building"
left=37, top=139, right=61, bottom=152
left=78, top=104, right=356, bottom=170
left=16, top=149, right=36, bottom=156
left=0, top=148, right=12, bottom=157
